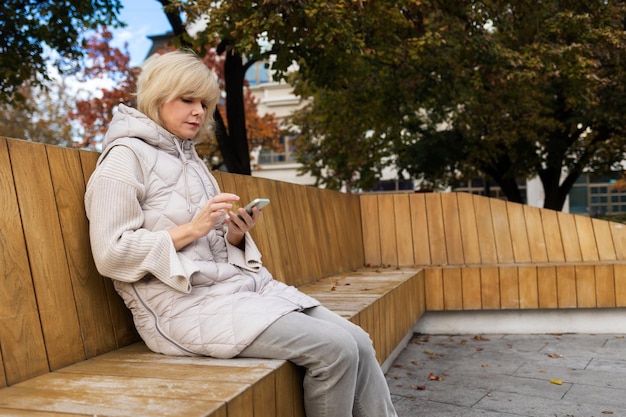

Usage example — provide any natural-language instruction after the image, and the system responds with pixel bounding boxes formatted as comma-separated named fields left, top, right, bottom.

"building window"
left=258, top=135, right=298, bottom=164
left=245, top=62, right=270, bottom=86
left=570, top=172, right=626, bottom=216
left=452, top=178, right=527, bottom=203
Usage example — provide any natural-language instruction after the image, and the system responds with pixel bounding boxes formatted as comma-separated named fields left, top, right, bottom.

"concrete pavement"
left=386, top=333, right=626, bottom=417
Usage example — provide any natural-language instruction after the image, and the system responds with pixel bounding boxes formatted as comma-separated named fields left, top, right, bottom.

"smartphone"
left=243, top=198, right=270, bottom=214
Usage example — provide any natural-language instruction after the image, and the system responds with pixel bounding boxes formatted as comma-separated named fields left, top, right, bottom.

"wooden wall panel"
left=47, top=145, right=117, bottom=358
left=457, top=193, right=481, bottom=264
left=9, top=139, right=85, bottom=370
left=524, top=205, right=549, bottom=263
left=393, top=194, right=415, bottom=265
left=360, top=195, right=381, bottom=266
left=592, top=218, right=617, bottom=261
left=542, top=210, right=565, bottom=262
left=480, top=267, right=500, bottom=310
left=424, top=194, right=447, bottom=265
left=0, top=138, right=49, bottom=385
left=507, top=202, right=531, bottom=263
left=377, top=195, right=399, bottom=266
left=555, top=265, right=577, bottom=308
left=409, top=193, right=431, bottom=265
left=440, top=194, right=464, bottom=265
left=442, top=268, right=463, bottom=310
left=518, top=266, right=539, bottom=309
left=557, top=212, right=582, bottom=261
left=595, top=265, right=616, bottom=308
left=499, top=267, right=519, bottom=309
left=424, top=268, right=444, bottom=311
left=574, top=215, right=599, bottom=261
left=575, top=265, right=596, bottom=308
left=490, top=199, right=514, bottom=263
left=461, top=268, right=482, bottom=310
left=537, top=266, right=558, bottom=309
left=473, top=197, right=498, bottom=264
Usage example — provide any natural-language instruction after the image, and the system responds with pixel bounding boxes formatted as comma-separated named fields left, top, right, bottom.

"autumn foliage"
left=72, top=27, right=280, bottom=166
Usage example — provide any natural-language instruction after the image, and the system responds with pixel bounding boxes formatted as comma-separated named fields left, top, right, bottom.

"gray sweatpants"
left=239, top=306, right=398, bottom=417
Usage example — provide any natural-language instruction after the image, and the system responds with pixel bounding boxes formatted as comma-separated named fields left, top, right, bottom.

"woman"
left=85, top=50, right=397, bottom=417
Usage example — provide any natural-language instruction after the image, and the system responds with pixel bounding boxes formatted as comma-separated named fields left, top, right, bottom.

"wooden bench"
left=1, top=136, right=623, bottom=416
left=360, top=192, right=626, bottom=311
left=0, top=137, right=424, bottom=416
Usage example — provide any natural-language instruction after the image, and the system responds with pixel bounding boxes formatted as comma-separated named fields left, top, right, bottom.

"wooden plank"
left=393, top=194, right=415, bottom=265
left=541, top=209, right=565, bottom=262
left=537, top=266, right=558, bottom=309
left=456, top=193, right=481, bottom=264
left=377, top=195, right=399, bottom=266
left=615, top=264, right=626, bottom=307
left=79, top=149, right=139, bottom=348
left=473, top=196, right=498, bottom=264
left=555, top=265, right=577, bottom=308
left=442, top=268, right=463, bottom=310
left=574, top=215, right=599, bottom=261
left=408, top=193, right=431, bottom=265
left=557, top=211, right=582, bottom=261
left=575, top=265, right=596, bottom=308
left=0, top=385, right=224, bottom=417
left=609, top=221, right=626, bottom=260
left=253, top=373, right=276, bottom=417
left=480, top=267, right=500, bottom=309
left=507, top=202, right=532, bottom=263
left=595, top=265, right=616, bottom=308
left=518, top=266, right=539, bottom=309
left=490, top=199, right=514, bottom=263
left=47, top=145, right=117, bottom=358
left=360, top=194, right=381, bottom=266
left=440, top=193, right=464, bottom=265
left=8, top=139, right=85, bottom=370
left=461, top=268, right=482, bottom=309
left=523, top=205, right=548, bottom=263
left=0, top=138, right=49, bottom=386
left=499, top=266, right=519, bottom=309
left=424, top=194, right=447, bottom=265
left=424, top=268, right=444, bottom=310
left=592, top=218, right=617, bottom=261
left=275, top=363, right=305, bottom=417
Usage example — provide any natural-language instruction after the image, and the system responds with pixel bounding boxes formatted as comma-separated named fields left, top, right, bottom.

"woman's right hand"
left=168, top=193, right=240, bottom=250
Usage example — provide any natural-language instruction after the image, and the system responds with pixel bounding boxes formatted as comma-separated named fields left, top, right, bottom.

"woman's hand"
left=168, top=193, right=240, bottom=250
left=224, top=205, right=263, bottom=248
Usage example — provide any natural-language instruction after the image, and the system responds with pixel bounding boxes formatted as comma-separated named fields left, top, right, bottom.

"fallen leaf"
left=428, top=372, right=443, bottom=381
left=547, top=353, right=563, bottom=359
left=602, top=411, right=614, bottom=414
left=481, top=363, right=489, bottom=368
left=616, top=336, right=624, bottom=339
left=549, top=378, right=563, bottom=385
left=473, top=335, right=490, bottom=341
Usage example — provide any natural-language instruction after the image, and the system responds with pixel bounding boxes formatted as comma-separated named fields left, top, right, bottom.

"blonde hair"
left=136, top=50, right=220, bottom=135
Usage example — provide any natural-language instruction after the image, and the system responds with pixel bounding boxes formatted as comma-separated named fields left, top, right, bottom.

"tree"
left=396, top=0, right=626, bottom=210
left=0, top=0, right=124, bottom=105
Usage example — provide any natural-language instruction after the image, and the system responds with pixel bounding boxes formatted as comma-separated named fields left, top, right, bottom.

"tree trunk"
left=222, top=51, right=251, bottom=175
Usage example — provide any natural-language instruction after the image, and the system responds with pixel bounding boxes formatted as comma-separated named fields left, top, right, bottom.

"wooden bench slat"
left=595, top=264, right=616, bottom=308
left=457, top=193, right=481, bottom=264
left=541, top=210, right=566, bottom=262
left=557, top=211, right=583, bottom=261
left=507, top=202, right=532, bottom=263
left=537, top=266, right=558, bottom=308
left=461, top=268, right=482, bottom=309
left=480, top=266, right=501, bottom=309
left=555, top=265, right=577, bottom=308
left=79, top=149, right=139, bottom=348
left=0, top=138, right=49, bottom=386
left=424, top=194, right=447, bottom=265
left=490, top=199, right=515, bottom=263
left=47, top=145, right=118, bottom=358
left=0, top=386, right=225, bottom=417
left=393, top=194, right=415, bottom=265
left=499, top=266, right=520, bottom=309
left=8, top=139, right=85, bottom=370
left=523, top=205, right=549, bottom=263
left=473, top=196, right=498, bottom=264
left=574, top=214, right=599, bottom=261
left=360, top=194, right=382, bottom=266
left=592, top=218, right=617, bottom=261
left=441, top=193, right=464, bottom=265
left=518, top=266, right=539, bottom=309
left=377, top=194, right=399, bottom=265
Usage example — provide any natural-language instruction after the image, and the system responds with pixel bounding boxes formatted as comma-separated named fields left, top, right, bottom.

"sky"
left=111, top=0, right=173, bottom=66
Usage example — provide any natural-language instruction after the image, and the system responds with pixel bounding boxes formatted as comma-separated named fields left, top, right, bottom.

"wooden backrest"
left=360, top=192, right=626, bottom=267
left=0, top=138, right=364, bottom=387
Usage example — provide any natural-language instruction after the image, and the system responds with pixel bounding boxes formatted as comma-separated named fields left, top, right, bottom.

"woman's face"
left=160, top=96, right=208, bottom=140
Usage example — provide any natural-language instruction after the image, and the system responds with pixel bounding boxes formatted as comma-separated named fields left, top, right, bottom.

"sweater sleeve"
left=85, top=146, right=196, bottom=293
left=225, top=231, right=263, bottom=272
